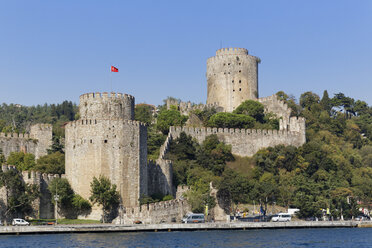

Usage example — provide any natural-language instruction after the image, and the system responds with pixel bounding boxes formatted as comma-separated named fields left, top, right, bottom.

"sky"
left=0, top=0, right=371, bottom=107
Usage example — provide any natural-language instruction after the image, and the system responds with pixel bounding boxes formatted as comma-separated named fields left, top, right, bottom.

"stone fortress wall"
left=207, top=48, right=261, bottom=112
left=169, top=122, right=305, bottom=157
left=117, top=185, right=190, bottom=224
left=164, top=93, right=306, bottom=157
left=0, top=165, right=63, bottom=221
left=166, top=98, right=223, bottom=115
left=0, top=124, right=52, bottom=159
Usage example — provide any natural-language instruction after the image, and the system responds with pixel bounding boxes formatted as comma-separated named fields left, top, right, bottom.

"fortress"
left=0, top=48, right=306, bottom=223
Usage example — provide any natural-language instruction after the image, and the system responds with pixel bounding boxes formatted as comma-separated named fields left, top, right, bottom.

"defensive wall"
left=258, top=94, right=292, bottom=130
left=0, top=165, right=64, bottom=221
left=166, top=98, right=223, bottom=116
left=0, top=124, right=52, bottom=159
left=168, top=120, right=305, bottom=157
left=117, top=184, right=191, bottom=225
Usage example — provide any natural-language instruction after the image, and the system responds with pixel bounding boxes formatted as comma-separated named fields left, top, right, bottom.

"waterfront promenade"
left=0, top=221, right=367, bottom=235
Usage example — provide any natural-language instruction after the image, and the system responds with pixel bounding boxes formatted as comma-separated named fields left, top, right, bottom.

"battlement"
left=0, top=132, right=31, bottom=138
left=79, top=92, right=134, bottom=101
left=21, top=170, right=65, bottom=183
left=1, top=164, right=17, bottom=172
left=67, top=119, right=146, bottom=128
left=125, top=198, right=187, bottom=214
left=166, top=99, right=222, bottom=116
left=79, top=92, right=135, bottom=120
left=216, top=47, right=248, bottom=56
left=170, top=126, right=300, bottom=137
left=30, top=123, right=52, bottom=131
left=168, top=124, right=305, bottom=157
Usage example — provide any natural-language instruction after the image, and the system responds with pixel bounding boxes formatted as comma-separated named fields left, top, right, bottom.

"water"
left=0, top=228, right=371, bottom=248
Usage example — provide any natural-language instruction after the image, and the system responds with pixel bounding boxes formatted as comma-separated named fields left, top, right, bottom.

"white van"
left=182, top=213, right=205, bottom=223
left=271, top=213, right=291, bottom=222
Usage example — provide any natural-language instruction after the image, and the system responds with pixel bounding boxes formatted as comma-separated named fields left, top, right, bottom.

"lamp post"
left=54, top=181, right=59, bottom=225
left=54, top=194, right=59, bottom=224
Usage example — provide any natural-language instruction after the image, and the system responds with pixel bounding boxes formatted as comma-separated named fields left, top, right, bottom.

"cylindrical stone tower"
left=79, top=92, right=134, bottom=120
left=207, top=48, right=261, bottom=112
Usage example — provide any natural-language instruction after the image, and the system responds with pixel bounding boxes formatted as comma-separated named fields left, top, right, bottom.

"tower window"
left=239, top=88, right=242, bottom=91
left=239, top=80, right=241, bottom=83
left=90, top=139, right=93, bottom=143
left=233, top=89, right=235, bottom=92
left=228, top=63, right=231, bottom=65
left=232, top=80, right=234, bottom=83
left=223, top=63, right=225, bottom=66
left=239, top=70, right=241, bottom=73
left=239, top=63, right=241, bottom=65
left=104, top=140, right=108, bottom=143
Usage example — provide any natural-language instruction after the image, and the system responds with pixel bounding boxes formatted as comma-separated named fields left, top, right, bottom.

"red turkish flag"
left=111, top=66, right=119, bottom=72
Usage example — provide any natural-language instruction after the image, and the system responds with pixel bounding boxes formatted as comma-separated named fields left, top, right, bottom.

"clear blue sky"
left=0, top=0, right=371, bottom=106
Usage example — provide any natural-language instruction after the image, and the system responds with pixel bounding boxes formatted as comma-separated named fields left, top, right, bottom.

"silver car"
left=12, top=218, right=30, bottom=226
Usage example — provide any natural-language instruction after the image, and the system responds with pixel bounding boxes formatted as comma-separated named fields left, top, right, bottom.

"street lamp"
left=54, top=194, right=59, bottom=224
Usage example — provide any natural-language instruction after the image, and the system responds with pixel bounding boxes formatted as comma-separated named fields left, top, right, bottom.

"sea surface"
left=0, top=228, right=371, bottom=248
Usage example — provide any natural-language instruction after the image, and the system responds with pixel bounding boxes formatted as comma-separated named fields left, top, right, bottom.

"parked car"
left=182, top=213, right=205, bottom=223
left=12, top=219, right=30, bottom=226
left=355, top=215, right=371, bottom=221
left=271, top=213, right=291, bottom=222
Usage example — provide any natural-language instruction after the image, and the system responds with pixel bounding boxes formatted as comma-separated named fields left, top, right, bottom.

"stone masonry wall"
left=258, top=94, right=292, bottom=131
left=118, top=199, right=190, bottom=224
left=0, top=165, right=62, bottom=220
left=166, top=99, right=223, bottom=116
left=0, top=123, right=52, bottom=159
left=169, top=122, right=305, bottom=157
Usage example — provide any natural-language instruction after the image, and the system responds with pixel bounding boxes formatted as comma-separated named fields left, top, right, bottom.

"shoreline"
left=0, top=221, right=369, bottom=235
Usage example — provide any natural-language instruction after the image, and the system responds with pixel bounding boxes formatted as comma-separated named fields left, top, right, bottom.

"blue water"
left=0, top=228, right=371, bottom=248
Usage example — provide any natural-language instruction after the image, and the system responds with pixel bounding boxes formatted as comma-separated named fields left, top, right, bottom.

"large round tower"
left=207, top=48, right=261, bottom=112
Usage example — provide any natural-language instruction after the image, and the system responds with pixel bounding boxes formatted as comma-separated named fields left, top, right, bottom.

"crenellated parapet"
left=119, top=198, right=190, bottom=224
left=166, top=99, right=223, bottom=116
left=0, top=132, right=31, bottom=138
left=215, top=47, right=249, bottom=56
left=1, top=164, right=17, bottom=172
left=168, top=124, right=306, bottom=157
left=66, top=118, right=147, bottom=128
left=79, top=92, right=135, bottom=120
left=0, top=123, right=52, bottom=160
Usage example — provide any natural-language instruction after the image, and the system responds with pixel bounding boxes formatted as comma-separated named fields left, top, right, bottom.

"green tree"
left=135, top=104, right=154, bottom=125
left=207, top=112, right=255, bottom=129
left=90, top=175, right=120, bottom=223
left=233, top=100, right=265, bottom=122
left=71, top=194, right=92, bottom=217
left=0, top=169, right=40, bottom=220
left=48, top=178, right=91, bottom=218
left=156, top=106, right=188, bottom=134
left=36, top=151, right=65, bottom=174
left=7, top=152, right=36, bottom=171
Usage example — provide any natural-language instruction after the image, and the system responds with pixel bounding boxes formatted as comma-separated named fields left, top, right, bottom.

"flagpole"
left=110, top=66, right=113, bottom=92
